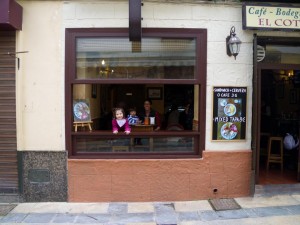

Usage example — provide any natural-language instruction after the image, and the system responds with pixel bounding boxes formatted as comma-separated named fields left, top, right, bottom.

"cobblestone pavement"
left=1, top=194, right=300, bottom=224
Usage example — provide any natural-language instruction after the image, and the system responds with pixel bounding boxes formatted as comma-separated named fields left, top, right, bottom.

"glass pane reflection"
left=75, top=136, right=194, bottom=153
left=76, top=38, right=196, bottom=79
left=264, top=45, right=300, bottom=64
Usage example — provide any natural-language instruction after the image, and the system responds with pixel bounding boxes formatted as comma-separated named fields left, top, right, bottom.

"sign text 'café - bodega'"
left=243, top=3, right=300, bottom=31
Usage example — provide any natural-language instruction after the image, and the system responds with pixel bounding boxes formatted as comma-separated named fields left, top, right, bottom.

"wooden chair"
left=266, top=136, right=283, bottom=173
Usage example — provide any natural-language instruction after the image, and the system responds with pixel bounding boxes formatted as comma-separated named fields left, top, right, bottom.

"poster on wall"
left=212, top=87, right=247, bottom=141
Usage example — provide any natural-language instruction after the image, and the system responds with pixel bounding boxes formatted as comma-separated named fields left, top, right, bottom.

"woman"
left=139, top=99, right=161, bottom=131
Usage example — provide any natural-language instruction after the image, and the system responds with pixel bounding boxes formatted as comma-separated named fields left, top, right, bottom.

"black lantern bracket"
left=3, top=51, right=29, bottom=70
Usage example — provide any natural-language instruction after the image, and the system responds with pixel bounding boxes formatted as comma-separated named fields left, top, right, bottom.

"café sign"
left=242, top=3, right=300, bottom=31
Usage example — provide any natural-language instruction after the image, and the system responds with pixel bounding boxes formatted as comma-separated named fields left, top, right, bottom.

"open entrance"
left=258, top=69, right=300, bottom=184
left=254, top=36, right=300, bottom=185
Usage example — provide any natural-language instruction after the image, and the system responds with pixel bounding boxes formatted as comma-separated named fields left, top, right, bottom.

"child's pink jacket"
left=112, top=119, right=131, bottom=133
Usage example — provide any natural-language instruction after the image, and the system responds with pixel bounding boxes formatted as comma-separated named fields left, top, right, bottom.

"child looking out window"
left=112, top=108, right=131, bottom=134
left=127, top=108, right=139, bottom=125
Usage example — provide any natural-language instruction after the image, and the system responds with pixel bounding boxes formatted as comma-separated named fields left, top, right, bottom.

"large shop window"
left=65, top=28, right=207, bottom=158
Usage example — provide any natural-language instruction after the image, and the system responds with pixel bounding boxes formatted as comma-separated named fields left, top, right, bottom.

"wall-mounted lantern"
left=226, top=26, right=242, bottom=60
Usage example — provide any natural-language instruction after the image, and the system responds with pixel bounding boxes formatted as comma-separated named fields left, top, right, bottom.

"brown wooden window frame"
left=65, top=28, right=207, bottom=159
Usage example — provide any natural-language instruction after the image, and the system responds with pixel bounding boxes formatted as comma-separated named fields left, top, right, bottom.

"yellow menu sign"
left=243, top=3, right=300, bottom=30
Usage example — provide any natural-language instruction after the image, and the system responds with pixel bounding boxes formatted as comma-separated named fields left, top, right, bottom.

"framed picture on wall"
left=147, top=87, right=163, bottom=100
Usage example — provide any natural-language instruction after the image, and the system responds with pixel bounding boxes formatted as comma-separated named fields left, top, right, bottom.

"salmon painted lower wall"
left=68, top=150, right=252, bottom=202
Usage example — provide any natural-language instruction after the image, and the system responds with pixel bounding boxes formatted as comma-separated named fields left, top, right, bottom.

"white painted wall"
left=16, top=0, right=300, bottom=151
left=16, top=1, right=64, bottom=151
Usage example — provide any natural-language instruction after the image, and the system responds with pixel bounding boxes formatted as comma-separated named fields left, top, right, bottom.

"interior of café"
left=259, top=69, right=300, bottom=184
left=72, top=83, right=197, bottom=153
left=98, top=84, right=193, bottom=130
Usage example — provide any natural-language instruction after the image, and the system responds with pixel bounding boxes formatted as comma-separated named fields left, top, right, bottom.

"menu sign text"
left=212, top=87, right=247, bottom=141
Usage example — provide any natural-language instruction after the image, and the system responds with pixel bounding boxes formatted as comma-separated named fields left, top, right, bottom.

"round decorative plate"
left=224, top=104, right=236, bottom=116
left=221, top=122, right=238, bottom=140
left=73, top=102, right=90, bottom=120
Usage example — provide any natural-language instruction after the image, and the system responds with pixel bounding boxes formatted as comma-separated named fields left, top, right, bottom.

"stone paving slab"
left=0, top=213, right=26, bottom=223
left=128, top=203, right=154, bottom=213
left=0, top=204, right=17, bottom=216
left=178, top=211, right=200, bottom=221
left=1, top=195, right=300, bottom=224
left=22, top=213, right=55, bottom=223
left=236, top=194, right=300, bottom=208
left=255, top=184, right=300, bottom=197
left=180, top=215, right=300, bottom=225
left=10, top=202, right=110, bottom=214
left=174, top=201, right=212, bottom=212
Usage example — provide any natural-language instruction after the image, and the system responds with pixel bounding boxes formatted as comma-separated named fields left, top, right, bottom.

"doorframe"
left=254, top=63, right=300, bottom=183
left=253, top=35, right=300, bottom=184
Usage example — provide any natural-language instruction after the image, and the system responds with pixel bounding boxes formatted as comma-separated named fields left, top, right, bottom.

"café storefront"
left=65, top=1, right=252, bottom=202
left=243, top=3, right=300, bottom=186
left=0, top=0, right=300, bottom=202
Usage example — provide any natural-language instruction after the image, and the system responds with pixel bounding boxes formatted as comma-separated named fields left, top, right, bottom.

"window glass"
left=66, top=28, right=206, bottom=158
left=76, top=38, right=196, bottom=79
left=75, top=137, right=195, bottom=153
left=72, top=84, right=196, bottom=131
left=264, top=45, right=300, bottom=64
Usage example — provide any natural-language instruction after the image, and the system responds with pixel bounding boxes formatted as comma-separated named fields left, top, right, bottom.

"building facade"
left=0, top=0, right=299, bottom=202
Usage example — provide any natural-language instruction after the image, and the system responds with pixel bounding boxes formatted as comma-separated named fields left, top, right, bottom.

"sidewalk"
left=1, top=194, right=300, bottom=225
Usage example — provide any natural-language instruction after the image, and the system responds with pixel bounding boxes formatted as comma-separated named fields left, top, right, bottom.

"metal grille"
left=0, top=31, right=18, bottom=193
left=209, top=198, right=241, bottom=211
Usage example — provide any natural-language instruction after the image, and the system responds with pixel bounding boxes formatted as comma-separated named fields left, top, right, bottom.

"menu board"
left=212, top=87, right=247, bottom=141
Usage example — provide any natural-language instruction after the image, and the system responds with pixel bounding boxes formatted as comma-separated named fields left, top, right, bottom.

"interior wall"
left=145, top=84, right=164, bottom=114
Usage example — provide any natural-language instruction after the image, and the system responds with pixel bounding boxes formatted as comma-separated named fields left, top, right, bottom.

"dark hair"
left=129, top=108, right=136, bottom=112
left=144, top=99, right=152, bottom=105
left=113, top=107, right=125, bottom=119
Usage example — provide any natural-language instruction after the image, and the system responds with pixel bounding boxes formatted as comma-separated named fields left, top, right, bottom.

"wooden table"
left=131, top=125, right=154, bottom=132
left=130, top=125, right=154, bottom=151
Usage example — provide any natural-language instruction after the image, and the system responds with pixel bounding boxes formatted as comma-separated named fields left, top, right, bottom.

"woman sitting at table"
left=139, top=99, right=161, bottom=131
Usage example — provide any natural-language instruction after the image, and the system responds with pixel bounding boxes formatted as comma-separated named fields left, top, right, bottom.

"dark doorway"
left=258, top=68, right=300, bottom=184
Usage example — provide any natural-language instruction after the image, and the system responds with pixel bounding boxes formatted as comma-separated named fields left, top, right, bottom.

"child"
left=127, top=108, right=139, bottom=125
left=112, top=108, right=131, bottom=134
